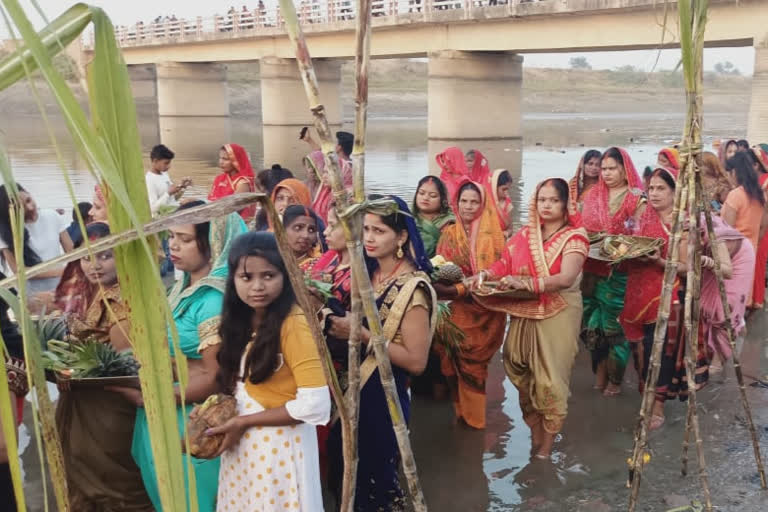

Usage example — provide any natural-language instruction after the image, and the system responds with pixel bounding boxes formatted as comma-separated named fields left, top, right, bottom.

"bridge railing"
left=95, top=0, right=547, bottom=48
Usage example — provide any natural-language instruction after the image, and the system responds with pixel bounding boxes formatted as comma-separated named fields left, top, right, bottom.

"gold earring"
left=396, top=244, right=404, bottom=259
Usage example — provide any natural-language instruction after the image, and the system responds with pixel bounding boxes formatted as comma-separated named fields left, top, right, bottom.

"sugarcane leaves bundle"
left=433, top=302, right=465, bottom=364
left=42, top=339, right=140, bottom=378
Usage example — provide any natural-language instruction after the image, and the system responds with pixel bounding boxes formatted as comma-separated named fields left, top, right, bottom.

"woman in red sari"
left=208, top=143, right=256, bottom=220
left=568, top=149, right=601, bottom=215
left=470, top=178, right=589, bottom=458
left=581, top=147, right=646, bottom=397
left=436, top=147, right=471, bottom=203
left=435, top=180, right=506, bottom=429
left=749, top=144, right=768, bottom=308
left=618, top=167, right=680, bottom=390
left=303, top=150, right=353, bottom=224
left=489, top=169, right=514, bottom=236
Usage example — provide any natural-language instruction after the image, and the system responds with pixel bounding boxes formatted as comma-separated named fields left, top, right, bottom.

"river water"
left=7, top=107, right=768, bottom=510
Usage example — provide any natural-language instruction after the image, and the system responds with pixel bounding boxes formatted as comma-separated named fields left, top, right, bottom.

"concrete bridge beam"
left=155, top=62, right=229, bottom=117
left=259, top=57, right=342, bottom=126
left=260, top=57, right=342, bottom=170
left=427, top=50, right=523, bottom=174
left=748, top=43, right=768, bottom=144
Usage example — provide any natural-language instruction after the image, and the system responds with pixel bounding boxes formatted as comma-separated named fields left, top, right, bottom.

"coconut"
left=186, top=393, right=238, bottom=459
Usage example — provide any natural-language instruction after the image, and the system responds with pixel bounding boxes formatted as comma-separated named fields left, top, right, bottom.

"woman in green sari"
left=110, top=202, right=247, bottom=511
left=413, top=176, right=455, bottom=258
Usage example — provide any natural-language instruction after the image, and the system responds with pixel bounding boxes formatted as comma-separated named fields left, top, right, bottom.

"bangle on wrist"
left=455, top=283, right=467, bottom=297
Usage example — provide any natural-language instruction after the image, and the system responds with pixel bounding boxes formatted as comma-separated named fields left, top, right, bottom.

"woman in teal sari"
left=412, top=175, right=455, bottom=258
left=111, top=202, right=247, bottom=511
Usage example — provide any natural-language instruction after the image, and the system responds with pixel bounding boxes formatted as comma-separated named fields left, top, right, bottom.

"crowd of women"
left=1, top=133, right=767, bottom=511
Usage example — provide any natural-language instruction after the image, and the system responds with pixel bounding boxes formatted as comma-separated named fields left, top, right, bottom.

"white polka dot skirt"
left=216, top=383, right=324, bottom=511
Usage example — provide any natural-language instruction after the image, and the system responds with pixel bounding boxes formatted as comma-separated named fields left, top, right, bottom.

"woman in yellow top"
left=208, top=232, right=330, bottom=512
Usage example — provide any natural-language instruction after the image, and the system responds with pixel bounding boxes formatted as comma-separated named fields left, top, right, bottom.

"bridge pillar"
left=260, top=57, right=342, bottom=170
left=155, top=62, right=229, bottom=117
left=748, top=44, right=768, bottom=144
left=427, top=50, right=523, bottom=174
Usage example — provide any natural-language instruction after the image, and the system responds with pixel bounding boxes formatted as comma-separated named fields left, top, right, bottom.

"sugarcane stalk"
left=343, top=275, right=362, bottom=510
left=0, top=193, right=262, bottom=291
left=627, top=173, right=688, bottom=510
left=679, top=150, right=712, bottom=511
left=700, top=186, right=767, bottom=487
left=259, top=196, right=350, bottom=425
left=278, top=0, right=428, bottom=509
left=339, top=1, right=373, bottom=508
left=681, top=400, right=694, bottom=476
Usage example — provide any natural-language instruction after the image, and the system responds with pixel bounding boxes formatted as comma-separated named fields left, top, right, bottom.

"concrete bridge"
left=91, top=0, right=768, bottom=170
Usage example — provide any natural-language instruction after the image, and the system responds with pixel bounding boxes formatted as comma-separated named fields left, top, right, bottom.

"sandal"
left=649, top=415, right=665, bottom=430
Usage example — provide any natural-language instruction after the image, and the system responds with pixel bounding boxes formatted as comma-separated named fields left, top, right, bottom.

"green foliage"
left=569, top=56, right=591, bottom=70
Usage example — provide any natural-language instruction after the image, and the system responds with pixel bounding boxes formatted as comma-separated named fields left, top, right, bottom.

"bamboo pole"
left=0, top=194, right=263, bottom=290
left=278, top=0, right=428, bottom=508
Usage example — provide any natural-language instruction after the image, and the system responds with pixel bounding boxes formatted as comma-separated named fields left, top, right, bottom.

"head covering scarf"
left=469, top=149, right=491, bottom=184
left=305, top=150, right=353, bottom=224
left=718, top=139, right=738, bottom=169
left=476, top=178, right=588, bottom=319
left=436, top=147, right=470, bottom=203
left=751, top=144, right=768, bottom=174
left=168, top=212, right=248, bottom=313
left=367, top=195, right=432, bottom=275
left=700, top=151, right=734, bottom=204
left=658, top=147, right=680, bottom=170
left=268, top=178, right=312, bottom=231
left=437, top=179, right=505, bottom=276
left=54, top=222, right=111, bottom=316
left=208, top=143, right=256, bottom=220
left=569, top=156, right=591, bottom=215
left=412, top=176, right=455, bottom=258
left=488, top=169, right=514, bottom=231
left=581, top=147, right=644, bottom=235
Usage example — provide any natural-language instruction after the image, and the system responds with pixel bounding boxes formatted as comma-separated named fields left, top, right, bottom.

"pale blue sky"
left=4, top=0, right=756, bottom=74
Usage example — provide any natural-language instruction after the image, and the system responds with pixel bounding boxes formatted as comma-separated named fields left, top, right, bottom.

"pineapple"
left=42, top=339, right=140, bottom=378
left=432, top=263, right=465, bottom=284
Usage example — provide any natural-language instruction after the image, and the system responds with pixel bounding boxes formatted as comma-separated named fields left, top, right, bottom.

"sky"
left=3, top=0, right=756, bottom=75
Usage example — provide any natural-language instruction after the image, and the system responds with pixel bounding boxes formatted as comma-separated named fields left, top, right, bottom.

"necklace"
left=542, top=222, right=568, bottom=243
left=375, top=258, right=406, bottom=287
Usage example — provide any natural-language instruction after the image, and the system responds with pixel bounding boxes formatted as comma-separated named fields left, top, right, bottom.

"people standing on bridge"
left=208, top=143, right=256, bottom=222
left=581, top=147, right=645, bottom=397
left=470, top=178, right=589, bottom=458
left=569, top=149, right=602, bottom=215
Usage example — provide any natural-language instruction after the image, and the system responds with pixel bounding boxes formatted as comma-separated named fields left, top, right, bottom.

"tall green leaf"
left=1, top=2, right=193, bottom=509
left=0, top=3, right=90, bottom=91
left=86, top=7, right=192, bottom=510
left=0, top=141, right=69, bottom=511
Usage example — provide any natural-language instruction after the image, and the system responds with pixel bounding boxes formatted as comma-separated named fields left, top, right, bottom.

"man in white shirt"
left=145, top=144, right=191, bottom=216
